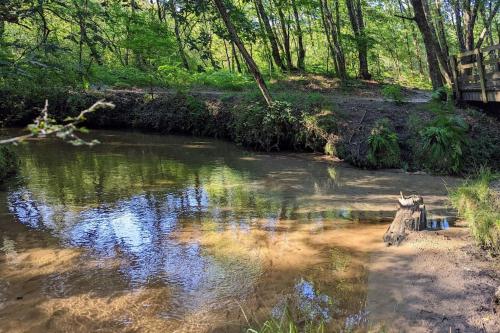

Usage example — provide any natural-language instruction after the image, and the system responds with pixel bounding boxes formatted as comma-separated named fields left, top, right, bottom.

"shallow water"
left=0, top=131, right=459, bottom=332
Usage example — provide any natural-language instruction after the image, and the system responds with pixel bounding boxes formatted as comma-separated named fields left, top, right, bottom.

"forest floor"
left=366, top=222, right=500, bottom=333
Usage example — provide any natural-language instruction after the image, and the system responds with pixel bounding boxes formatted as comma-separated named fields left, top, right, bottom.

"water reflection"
left=0, top=131, right=458, bottom=332
left=272, top=279, right=334, bottom=323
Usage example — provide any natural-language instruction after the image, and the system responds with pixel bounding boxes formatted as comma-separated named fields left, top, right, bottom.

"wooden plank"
left=458, top=49, right=476, bottom=57
left=481, top=44, right=500, bottom=53
left=475, top=49, right=488, bottom=103
left=458, top=62, right=475, bottom=70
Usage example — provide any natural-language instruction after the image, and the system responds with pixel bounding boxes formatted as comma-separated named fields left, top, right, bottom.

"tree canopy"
left=0, top=0, right=498, bottom=93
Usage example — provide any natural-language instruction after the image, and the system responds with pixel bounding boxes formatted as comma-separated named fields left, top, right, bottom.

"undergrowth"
left=416, top=101, right=468, bottom=174
left=450, top=168, right=500, bottom=254
left=367, top=119, right=400, bottom=168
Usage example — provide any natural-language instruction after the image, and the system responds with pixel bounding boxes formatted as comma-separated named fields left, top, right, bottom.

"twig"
left=0, top=100, right=114, bottom=145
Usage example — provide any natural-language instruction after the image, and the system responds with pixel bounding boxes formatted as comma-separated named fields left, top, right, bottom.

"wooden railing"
left=450, top=43, right=500, bottom=103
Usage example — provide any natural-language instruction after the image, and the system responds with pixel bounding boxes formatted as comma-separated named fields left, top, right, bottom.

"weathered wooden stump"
left=383, top=192, right=427, bottom=246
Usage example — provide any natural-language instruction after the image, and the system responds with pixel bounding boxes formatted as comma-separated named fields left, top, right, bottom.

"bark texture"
left=383, top=193, right=427, bottom=246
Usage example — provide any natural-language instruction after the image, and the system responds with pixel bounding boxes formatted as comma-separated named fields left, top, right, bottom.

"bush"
left=381, top=84, right=405, bottom=104
left=367, top=119, right=401, bottom=168
left=193, top=70, right=253, bottom=91
left=230, top=101, right=297, bottom=151
left=450, top=168, right=500, bottom=254
left=0, top=146, right=18, bottom=182
left=418, top=103, right=468, bottom=174
left=431, top=86, right=451, bottom=102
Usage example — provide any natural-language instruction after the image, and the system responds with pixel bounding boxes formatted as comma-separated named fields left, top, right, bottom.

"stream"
left=0, top=130, right=459, bottom=332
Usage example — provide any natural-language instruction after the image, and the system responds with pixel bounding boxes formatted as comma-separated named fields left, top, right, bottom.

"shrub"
left=450, top=168, right=500, bottom=254
left=367, top=119, right=400, bottom=168
left=0, top=146, right=18, bottom=182
left=431, top=86, right=451, bottom=101
left=193, top=70, right=253, bottom=91
left=230, top=101, right=297, bottom=151
left=381, top=84, right=405, bottom=104
left=418, top=103, right=468, bottom=174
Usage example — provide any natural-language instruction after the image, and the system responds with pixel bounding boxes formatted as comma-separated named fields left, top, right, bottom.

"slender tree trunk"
left=475, top=0, right=500, bottom=49
left=231, top=41, right=242, bottom=73
left=291, top=0, right=306, bottom=70
left=453, top=0, right=466, bottom=51
left=434, top=0, right=449, bottom=59
left=320, top=0, right=347, bottom=80
left=213, top=0, right=273, bottom=106
left=346, top=0, right=370, bottom=79
left=223, top=39, right=231, bottom=71
left=275, top=2, right=294, bottom=70
left=169, top=0, right=189, bottom=70
left=255, top=0, right=286, bottom=70
left=463, top=0, right=481, bottom=51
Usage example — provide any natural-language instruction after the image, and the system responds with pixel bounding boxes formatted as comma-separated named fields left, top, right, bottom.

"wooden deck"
left=450, top=43, right=500, bottom=103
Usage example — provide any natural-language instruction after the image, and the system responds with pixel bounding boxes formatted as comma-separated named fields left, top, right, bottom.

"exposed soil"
left=367, top=222, right=500, bottom=333
left=1, top=76, right=499, bottom=174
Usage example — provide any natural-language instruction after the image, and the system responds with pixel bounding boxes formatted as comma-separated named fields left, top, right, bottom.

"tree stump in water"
left=383, top=192, right=427, bottom=246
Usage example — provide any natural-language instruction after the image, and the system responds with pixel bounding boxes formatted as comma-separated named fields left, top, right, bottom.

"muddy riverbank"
left=367, top=223, right=500, bottom=333
left=1, top=82, right=499, bottom=175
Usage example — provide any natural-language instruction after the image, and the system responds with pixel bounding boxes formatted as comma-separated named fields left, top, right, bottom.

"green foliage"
left=418, top=102, right=468, bottom=174
left=193, top=70, right=253, bottom=90
left=431, top=86, right=451, bottom=101
left=381, top=84, right=405, bottom=104
left=247, top=316, right=326, bottom=333
left=231, top=101, right=297, bottom=151
left=158, top=66, right=253, bottom=90
left=367, top=119, right=400, bottom=168
left=0, top=146, right=18, bottom=182
left=450, top=168, right=500, bottom=254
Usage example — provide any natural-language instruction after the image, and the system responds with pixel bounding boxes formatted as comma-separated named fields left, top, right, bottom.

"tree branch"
left=394, top=14, right=415, bottom=21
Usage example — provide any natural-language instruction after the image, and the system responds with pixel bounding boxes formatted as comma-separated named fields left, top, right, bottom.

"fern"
left=367, top=119, right=401, bottom=168
left=419, top=104, right=468, bottom=174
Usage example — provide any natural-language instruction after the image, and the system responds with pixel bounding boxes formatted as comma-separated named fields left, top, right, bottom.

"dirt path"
left=367, top=223, right=500, bottom=333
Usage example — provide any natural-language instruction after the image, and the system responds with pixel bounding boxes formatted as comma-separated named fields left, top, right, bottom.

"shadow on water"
left=0, top=130, right=461, bottom=332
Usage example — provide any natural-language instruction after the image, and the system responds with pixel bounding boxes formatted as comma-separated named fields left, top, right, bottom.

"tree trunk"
left=231, top=41, right=242, bottom=73
left=410, top=0, right=449, bottom=88
left=213, top=0, right=273, bottom=106
left=475, top=0, right=500, bottom=49
left=320, top=0, right=347, bottom=80
left=346, top=0, right=371, bottom=79
left=169, top=0, right=189, bottom=70
left=291, top=0, right=305, bottom=70
left=463, top=0, right=480, bottom=51
left=275, top=3, right=294, bottom=71
left=383, top=193, right=427, bottom=246
left=255, top=0, right=286, bottom=71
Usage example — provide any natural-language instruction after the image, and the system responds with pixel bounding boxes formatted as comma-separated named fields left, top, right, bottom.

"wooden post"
left=449, top=55, right=461, bottom=101
left=475, top=48, right=488, bottom=103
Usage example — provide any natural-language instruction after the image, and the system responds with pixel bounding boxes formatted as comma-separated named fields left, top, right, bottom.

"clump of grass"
left=381, top=84, right=405, bottom=104
left=246, top=315, right=326, bottom=333
left=418, top=102, right=468, bottom=174
left=0, top=146, right=18, bottom=183
left=367, top=119, right=400, bottom=168
left=450, top=168, right=500, bottom=254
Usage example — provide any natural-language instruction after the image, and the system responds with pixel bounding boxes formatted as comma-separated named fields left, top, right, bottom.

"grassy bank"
left=450, top=169, right=500, bottom=254
left=1, top=83, right=499, bottom=176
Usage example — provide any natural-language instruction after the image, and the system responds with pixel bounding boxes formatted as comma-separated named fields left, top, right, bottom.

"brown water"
left=0, top=131, right=459, bottom=332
